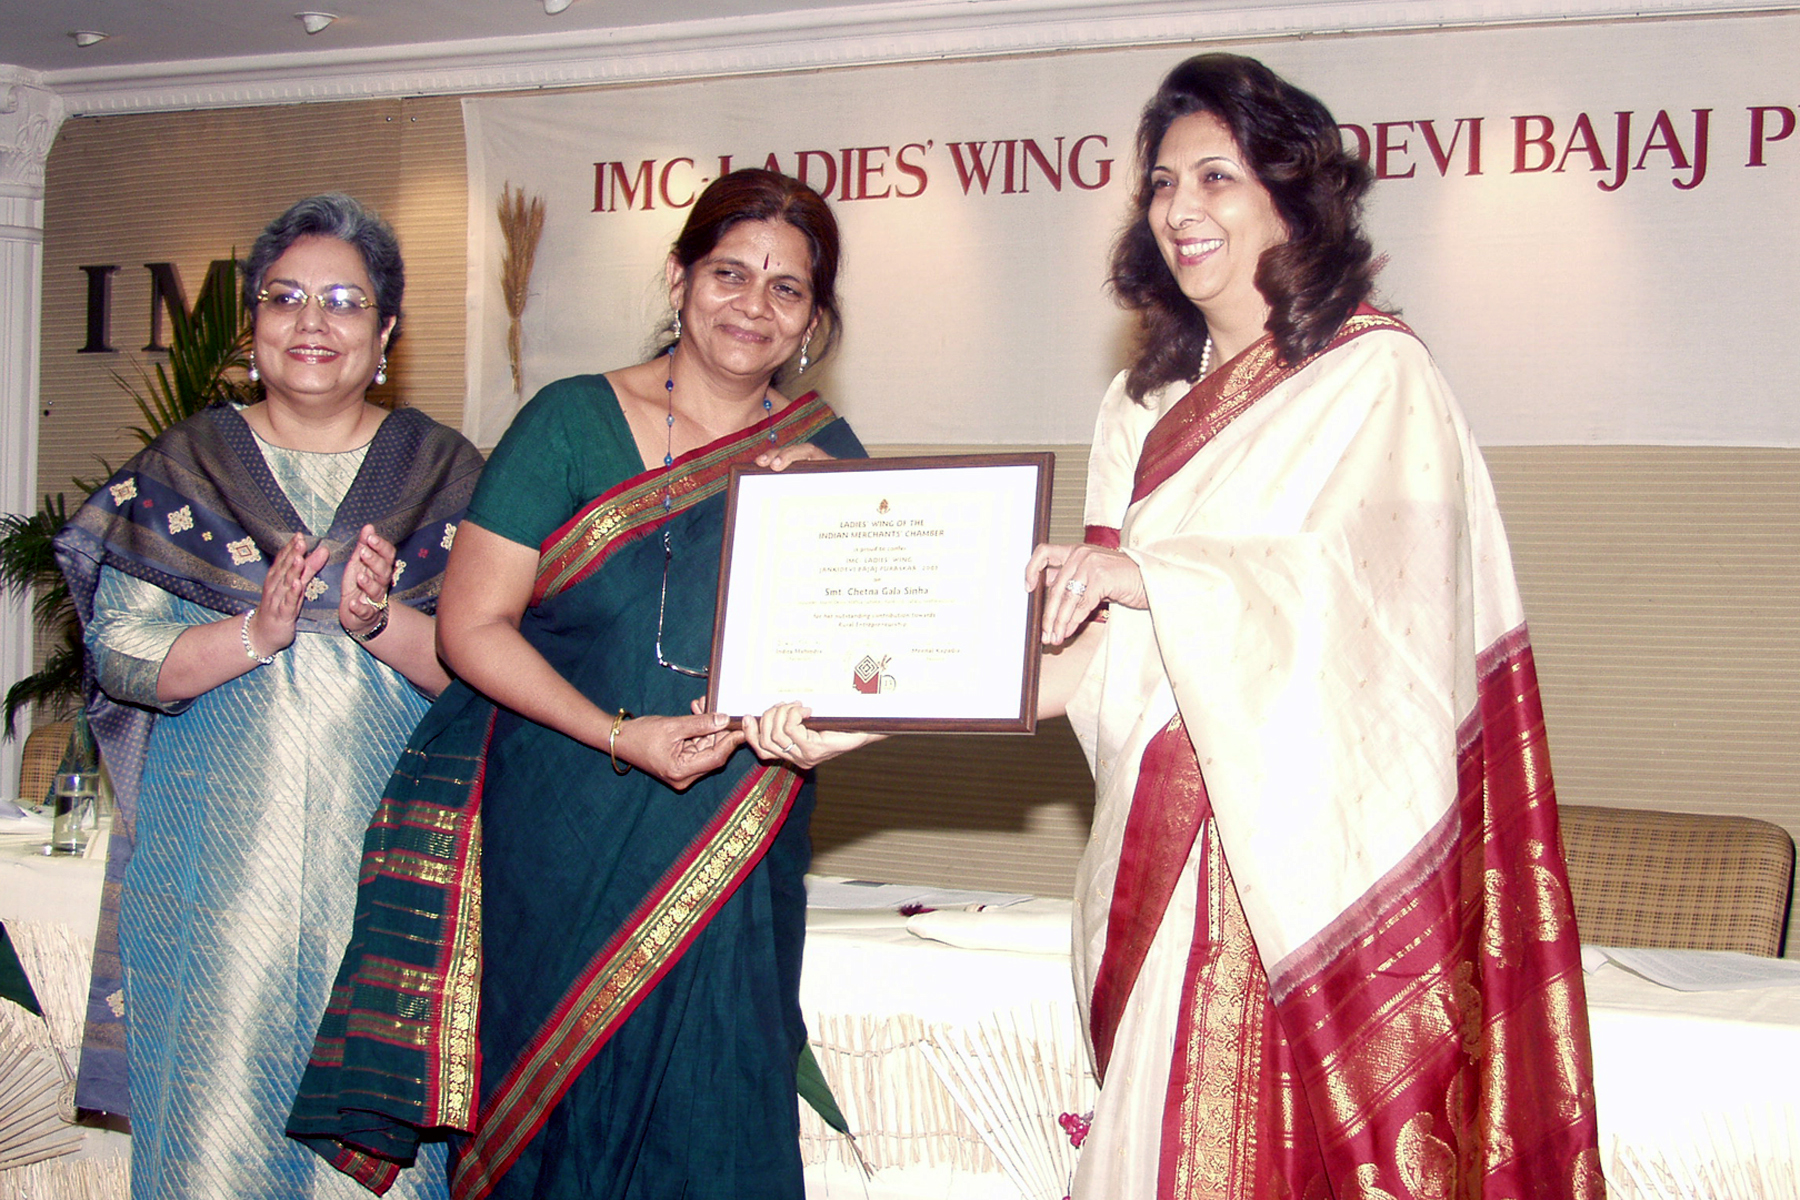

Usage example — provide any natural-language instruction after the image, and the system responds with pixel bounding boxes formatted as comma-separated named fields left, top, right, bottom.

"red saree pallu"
left=1255, top=629, right=1602, bottom=1197
left=291, top=382, right=861, bottom=1199
left=1135, top=633, right=1602, bottom=1197
left=1069, top=317, right=1602, bottom=1198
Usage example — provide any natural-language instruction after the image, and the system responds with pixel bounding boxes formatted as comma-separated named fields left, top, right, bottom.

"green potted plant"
left=2, top=268, right=253, bottom=743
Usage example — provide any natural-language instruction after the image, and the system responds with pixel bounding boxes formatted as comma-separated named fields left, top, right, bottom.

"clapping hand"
left=338, top=524, right=397, bottom=637
left=246, top=533, right=330, bottom=657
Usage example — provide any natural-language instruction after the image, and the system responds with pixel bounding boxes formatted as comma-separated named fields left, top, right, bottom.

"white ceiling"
left=0, top=0, right=904, bottom=72
left=2, top=0, right=1784, bottom=115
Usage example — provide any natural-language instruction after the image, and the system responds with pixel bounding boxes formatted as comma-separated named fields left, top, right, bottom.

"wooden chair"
left=1559, top=804, right=1796, bottom=957
left=17, top=719, right=75, bottom=807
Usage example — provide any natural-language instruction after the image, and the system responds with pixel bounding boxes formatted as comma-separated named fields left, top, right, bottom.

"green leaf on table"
left=797, top=1040, right=849, bottom=1133
left=798, top=1040, right=874, bottom=1178
left=0, top=922, right=44, bottom=1017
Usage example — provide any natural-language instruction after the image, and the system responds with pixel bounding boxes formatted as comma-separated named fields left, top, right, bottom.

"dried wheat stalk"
left=497, top=183, right=547, bottom=401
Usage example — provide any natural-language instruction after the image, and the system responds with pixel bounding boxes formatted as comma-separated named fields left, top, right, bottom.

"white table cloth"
left=0, top=822, right=130, bottom=1199
left=800, top=903, right=1091, bottom=1200
left=8, top=854, right=1796, bottom=1200
left=1584, top=961, right=1800, bottom=1195
left=800, top=899, right=1800, bottom=1200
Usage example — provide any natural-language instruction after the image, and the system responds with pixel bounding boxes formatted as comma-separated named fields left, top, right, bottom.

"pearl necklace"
left=661, top=347, right=774, bottom=515
left=1199, top=335, right=1214, bottom=381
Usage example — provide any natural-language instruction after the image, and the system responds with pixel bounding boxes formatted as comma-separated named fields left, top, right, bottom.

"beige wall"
left=36, top=96, right=466, bottom=498
left=32, top=100, right=1800, bottom=950
left=814, top=445, right=1800, bottom=958
left=1486, top=445, right=1800, bottom=951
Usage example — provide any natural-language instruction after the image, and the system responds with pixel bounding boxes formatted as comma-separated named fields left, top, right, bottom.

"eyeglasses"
left=256, top=284, right=377, bottom=318
left=655, top=528, right=710, bottom=678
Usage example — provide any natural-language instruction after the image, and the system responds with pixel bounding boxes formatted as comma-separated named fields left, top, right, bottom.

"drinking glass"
left=46, top=771, right=100, bottom=856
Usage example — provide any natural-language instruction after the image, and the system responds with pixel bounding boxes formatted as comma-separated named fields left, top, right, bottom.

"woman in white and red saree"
left=1027, top=55, right=1605, bottom=1199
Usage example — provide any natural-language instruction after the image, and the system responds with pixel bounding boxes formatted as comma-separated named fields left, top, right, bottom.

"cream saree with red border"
left=1067, top=318, right=1603, bottom=1198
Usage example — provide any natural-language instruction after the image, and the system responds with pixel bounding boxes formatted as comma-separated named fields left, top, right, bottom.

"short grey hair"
left=241, top=193, right=405, bottom=341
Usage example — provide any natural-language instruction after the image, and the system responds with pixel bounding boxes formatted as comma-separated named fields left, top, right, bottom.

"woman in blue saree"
left=289, top=169, right=873, bottom=1199
left=57, top=194, right=483, bottom=1200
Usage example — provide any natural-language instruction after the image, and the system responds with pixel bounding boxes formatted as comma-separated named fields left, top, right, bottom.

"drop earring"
left=798, top=333, right=812, bottom=374
left=374, top=354, right=388, bottom=386
left=248, top=352, right=259, bottom=383
left=672, top=312, right=683, bottom=341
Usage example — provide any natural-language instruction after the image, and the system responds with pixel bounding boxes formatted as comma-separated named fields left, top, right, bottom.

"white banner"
left=464, top=13, right=1799, bottom=448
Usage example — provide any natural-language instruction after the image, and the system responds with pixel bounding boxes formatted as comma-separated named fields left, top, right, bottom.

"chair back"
left=18, top=719, right=76, bottom=807
left=1559, top=804, right=1796, bottom=957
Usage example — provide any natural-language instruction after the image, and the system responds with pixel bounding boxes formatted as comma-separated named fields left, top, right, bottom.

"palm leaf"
left=0, top=497, right=67, bottom=600
left=119, top=359, right=184, bottom=447
left=4, top=262, right=251, bottom=739
left=0, top=496, right=81, bottom=738
left=115, top=257, right=254, bottom=445
left=3, top=629, right=81, bottom=739
left=798, top=1041, right=850, bottom=1134
left=798, top=1041, right=872, bottom=1177
left=0, top=923, right=44, bottom=1017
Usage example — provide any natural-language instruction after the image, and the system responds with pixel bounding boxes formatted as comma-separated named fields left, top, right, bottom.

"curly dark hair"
left=1110, top=53, right=1376, bottom=400
left=242, top=193, right=405, bottom=343
left=660, top=168, right=843, bottom=381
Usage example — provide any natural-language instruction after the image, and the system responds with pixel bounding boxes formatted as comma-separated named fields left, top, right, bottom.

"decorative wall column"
left=0, top=66, right=65, bottom=792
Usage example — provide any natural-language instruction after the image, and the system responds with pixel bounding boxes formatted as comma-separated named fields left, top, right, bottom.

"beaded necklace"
left=654, top=344, right=776, bottom=676
left=660, top=346, right=775, bottom=513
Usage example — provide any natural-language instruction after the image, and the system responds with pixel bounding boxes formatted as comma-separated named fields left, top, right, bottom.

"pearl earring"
left=248, top=352, right=259, bottom=383
left=375, top=354, right=388, bottom=386
left=798, top=333, right=812, bottom=374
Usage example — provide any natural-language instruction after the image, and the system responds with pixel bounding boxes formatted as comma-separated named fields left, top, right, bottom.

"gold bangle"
left=609, top=709, right=633, bottom=775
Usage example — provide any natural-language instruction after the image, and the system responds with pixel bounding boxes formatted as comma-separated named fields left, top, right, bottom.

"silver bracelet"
left=241, top=608, right=275, bottom=665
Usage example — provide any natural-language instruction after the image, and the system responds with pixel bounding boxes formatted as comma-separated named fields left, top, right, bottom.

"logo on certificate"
left=852, top=654, right=895, bottom=694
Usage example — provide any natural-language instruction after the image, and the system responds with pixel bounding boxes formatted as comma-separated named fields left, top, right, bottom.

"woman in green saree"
left=290, top=169, right=874, bottom=1199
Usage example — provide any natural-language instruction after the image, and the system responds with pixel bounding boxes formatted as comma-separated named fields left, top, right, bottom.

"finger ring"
left=369, top=593, right=390, bottom=611
left=782, top=741, right=800, bottom=754
left=1064, top=579, right=1089, bottom=597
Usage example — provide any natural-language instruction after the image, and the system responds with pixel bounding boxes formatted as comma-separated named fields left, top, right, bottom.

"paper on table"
left=805, top=877, right=1032, bottom=911
left=1593, top=946, right=1800, bottom=992
left=0, top=800, right=54, bottom=837
left=906, top=907, right=1072, bottom=956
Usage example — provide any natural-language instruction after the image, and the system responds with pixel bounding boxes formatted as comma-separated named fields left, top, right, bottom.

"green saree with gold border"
left=289, top=375, right=864, bottom=1200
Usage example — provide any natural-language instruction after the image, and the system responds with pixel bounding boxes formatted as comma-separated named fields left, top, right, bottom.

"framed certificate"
left=706, top=453, right=1053, bottom=732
